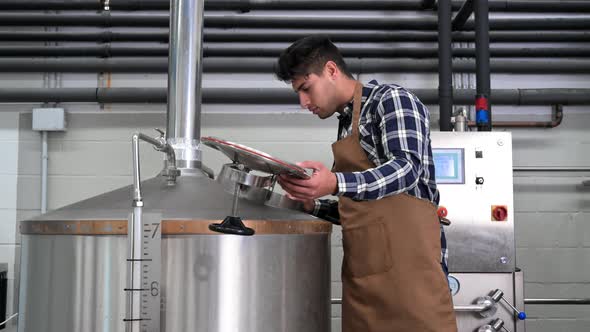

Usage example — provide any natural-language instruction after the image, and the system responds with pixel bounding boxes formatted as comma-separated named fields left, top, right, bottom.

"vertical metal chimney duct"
left=167, top=0, right=204, bottom=171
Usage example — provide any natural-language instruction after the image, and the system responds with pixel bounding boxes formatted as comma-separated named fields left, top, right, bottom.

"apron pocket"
left=342, top=221, right=393, bottom=278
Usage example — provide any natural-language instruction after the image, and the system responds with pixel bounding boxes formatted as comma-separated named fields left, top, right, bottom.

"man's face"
left=291, top=69, right=339, bottom=119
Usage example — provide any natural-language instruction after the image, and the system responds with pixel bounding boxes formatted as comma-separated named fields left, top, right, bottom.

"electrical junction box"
left=32, top=108, right=67, bottom=131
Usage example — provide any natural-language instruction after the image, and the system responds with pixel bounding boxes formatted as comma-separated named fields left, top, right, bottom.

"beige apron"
left=333, top=83, right=457, bottom=332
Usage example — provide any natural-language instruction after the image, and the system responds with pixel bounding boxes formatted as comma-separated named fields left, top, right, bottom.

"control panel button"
left=437, top=206, right=448, bottom=218
left=492, top=205, right=508, bottom=222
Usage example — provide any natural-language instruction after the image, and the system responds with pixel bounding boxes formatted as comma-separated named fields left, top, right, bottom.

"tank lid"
left=201, top=136, right=310, bottom=179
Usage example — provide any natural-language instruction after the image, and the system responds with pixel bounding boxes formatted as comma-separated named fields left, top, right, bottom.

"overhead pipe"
left=474, top=0, right=492, bottom=131
left=0, top=30, right=170, bottom=42
left=0, top=0, right=436, bottom=11
left=3, top=29, right=590, bottom=43
left=1, top=88, right=589, bottom=106
left=438, top=0, right=453, bottom=131
left=484, top=1, right=590, bottom=13
left=452, top=0, right=474, bottom=31
left=1, top=0, right=590, bottom=12
left=0, top=13, right=588, bottom=30
left=2, top=58, right=590, bottom=73
left=468, top=105, right=564, bottom=128
left=5, top=44, right=590, bottom=58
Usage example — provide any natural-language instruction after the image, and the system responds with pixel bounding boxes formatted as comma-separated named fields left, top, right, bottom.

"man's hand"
left=277, top=161, right=338, bottom=201
left=301, top=199, right=316, bottom=214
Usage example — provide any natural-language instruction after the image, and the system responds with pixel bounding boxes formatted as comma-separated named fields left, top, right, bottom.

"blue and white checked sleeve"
left=311, top=199, right=340, bottom=224
left=334, top=88, right=428, bottom=200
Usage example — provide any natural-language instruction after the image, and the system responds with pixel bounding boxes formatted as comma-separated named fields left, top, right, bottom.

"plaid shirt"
left=312, top=80, right=448, bottom=270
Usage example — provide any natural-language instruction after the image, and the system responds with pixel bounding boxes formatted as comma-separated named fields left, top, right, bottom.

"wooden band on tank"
left=20, top=219, right=332, bottom=235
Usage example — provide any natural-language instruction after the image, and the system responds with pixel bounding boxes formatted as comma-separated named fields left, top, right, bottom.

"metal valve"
left=490, top=289, right=527, bottom=320
left=150, top=128, right=181, bottom=185
left=454, top=289, right=526, bottom=321
left=477, top=318, right=511, bottom=332
left=454, top=295, right=497, bottom=317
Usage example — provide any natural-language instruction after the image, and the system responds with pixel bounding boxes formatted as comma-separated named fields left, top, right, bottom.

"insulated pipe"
left=438, top=0, right=453, bottom=131
left=485, top=1, right=590, bottom=12
left=0, top=13, right=588, bottom=30
left=0, top=30, right=170, bottom=42
left=6, top=44, right=590, bottom=58
left=166, top=0, right=204, bottom=170
left=0, top=0, right=434, bottom=11
left=3, top=29, right=590, bottom=43
left=1, top=0, right=590, bottom=12
left=1, top=88, right=590, bottom=105
left=203, top=29, right=590, bottom=43
left=474, top=0, right=492, bottom=131
left=2, top=58, right=590, bottom=73
left=41, top=131, right=48, bottom=214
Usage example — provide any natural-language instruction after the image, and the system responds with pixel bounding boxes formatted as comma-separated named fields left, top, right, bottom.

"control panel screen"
left=433, top=148, right=465, bottom=184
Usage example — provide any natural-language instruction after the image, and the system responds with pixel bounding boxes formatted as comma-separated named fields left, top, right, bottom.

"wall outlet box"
left=32, top=108, right=67, bottom=131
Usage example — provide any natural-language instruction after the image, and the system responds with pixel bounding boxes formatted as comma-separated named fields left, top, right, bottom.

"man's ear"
left=324, top=61, right=339, bottom=80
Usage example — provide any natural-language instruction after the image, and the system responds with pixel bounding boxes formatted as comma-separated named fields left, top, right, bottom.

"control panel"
left=431, top=132, right=515, bottom=273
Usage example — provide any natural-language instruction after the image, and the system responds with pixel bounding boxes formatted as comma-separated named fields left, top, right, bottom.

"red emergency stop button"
left=492, top=205, right=508, bottom=221
left=437, top=206, right=448, bottom=218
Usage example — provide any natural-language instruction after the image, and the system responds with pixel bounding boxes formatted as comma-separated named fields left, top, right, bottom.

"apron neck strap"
left=351, top=81, right=364, bottom=137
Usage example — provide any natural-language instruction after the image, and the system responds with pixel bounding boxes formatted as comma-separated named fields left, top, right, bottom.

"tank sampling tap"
left=153, top=128, right=181, bottom=185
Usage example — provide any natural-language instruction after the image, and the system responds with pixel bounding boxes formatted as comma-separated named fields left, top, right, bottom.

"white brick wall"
left=13, top=107, right=588, bottom=332
left=0, top=111, right=20, bottom=329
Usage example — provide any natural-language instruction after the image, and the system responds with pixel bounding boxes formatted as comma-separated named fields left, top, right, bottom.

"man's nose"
left=298, top=93, right=310, bottom=109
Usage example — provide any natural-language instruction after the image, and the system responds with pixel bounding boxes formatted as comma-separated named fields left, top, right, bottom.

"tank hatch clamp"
left=209, top=162, right=256, bottom=236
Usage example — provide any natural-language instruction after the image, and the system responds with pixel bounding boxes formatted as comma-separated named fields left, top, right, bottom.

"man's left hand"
left=277, top=161, right=338, bottom=201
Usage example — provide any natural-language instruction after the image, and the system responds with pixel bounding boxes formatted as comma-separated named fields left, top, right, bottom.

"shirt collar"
left=337, top=80, right=378, bottom=121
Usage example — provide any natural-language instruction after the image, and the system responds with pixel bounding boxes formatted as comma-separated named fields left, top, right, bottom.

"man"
left=275, top=35, right=457, bottom=332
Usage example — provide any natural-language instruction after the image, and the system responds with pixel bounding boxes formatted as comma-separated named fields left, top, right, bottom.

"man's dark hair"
left=275, top=35, right=353, bottom=82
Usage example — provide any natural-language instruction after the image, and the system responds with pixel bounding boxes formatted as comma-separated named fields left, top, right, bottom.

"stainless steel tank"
left=18, top=174, right=332, bottom=332
left=17, top=0, right=331, bottom=329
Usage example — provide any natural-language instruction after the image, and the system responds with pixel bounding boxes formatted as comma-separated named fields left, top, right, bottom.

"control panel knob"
left=476, top=177, right=485, bottom=185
